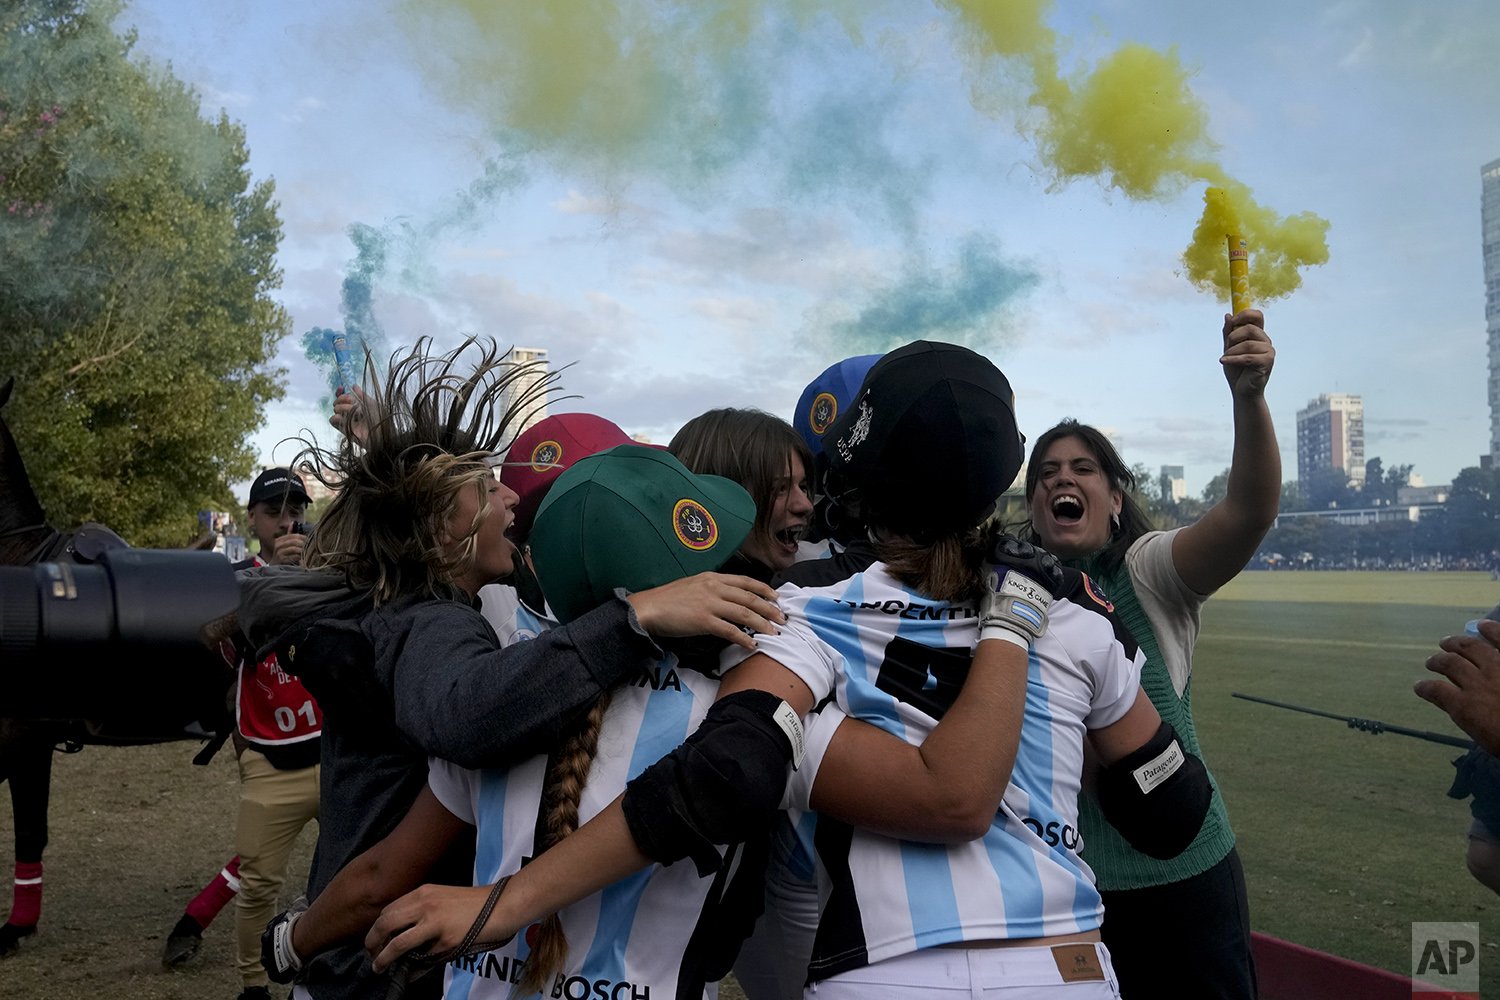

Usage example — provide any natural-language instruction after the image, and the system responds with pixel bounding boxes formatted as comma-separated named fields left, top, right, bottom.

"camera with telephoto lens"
left=0, top=549, right=239, bottom=727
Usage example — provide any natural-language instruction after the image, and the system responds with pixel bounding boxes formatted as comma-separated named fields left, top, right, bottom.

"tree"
left=1262, top=516, right=1322, bottom=565
left=1201, top=467, right=1230, bottom=507
left=1365, top=519, right=1416, bottom=567
left=1444, top=466, right=1500, bottom=560
left=1279, top=479, right=1305, bottom=512
left=1385, top=463, right=1414, bottom=502
left=1361, top=457, right=1385, bottom=505
left=1129, top=462, right=1169, bottom=527
left=0, top=0, right=289, bottom=545
left=1302, top=467, right=1356, bottom=511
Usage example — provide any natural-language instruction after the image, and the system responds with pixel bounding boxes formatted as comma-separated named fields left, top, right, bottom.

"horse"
left=0, top=376, right=233, bottom=955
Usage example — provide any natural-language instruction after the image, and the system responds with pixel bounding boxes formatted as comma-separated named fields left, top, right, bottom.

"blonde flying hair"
left=295, top=336, right=564, bottom=604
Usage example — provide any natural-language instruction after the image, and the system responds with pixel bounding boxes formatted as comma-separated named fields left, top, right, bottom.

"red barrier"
left=1252, top=932, right=1476, bottom=1000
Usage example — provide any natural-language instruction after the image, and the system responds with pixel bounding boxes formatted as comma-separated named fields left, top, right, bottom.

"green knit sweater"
left=1073, top=555, right=1236, bottom=892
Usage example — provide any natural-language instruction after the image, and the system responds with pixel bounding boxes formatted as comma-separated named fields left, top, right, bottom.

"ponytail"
left=517, top=693, right=612, bottom=993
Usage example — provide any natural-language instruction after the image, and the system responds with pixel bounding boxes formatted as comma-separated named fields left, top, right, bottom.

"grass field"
left=1195, top=570, right=1498, bottom=993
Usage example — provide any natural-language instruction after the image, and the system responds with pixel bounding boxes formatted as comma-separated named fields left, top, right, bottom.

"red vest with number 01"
left=236, top=650, right=322, bottom=744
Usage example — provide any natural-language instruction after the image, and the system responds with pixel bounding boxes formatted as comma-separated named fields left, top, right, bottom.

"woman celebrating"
left=1022, top=310, right=1278, bottom=999
left=273, top=437, right=1046, bottom=999
left=365, top=342, right=1213, bottom=998
left=669, top=408, right=815, bottom=580
left=238, top=338, right=783, bottom=1000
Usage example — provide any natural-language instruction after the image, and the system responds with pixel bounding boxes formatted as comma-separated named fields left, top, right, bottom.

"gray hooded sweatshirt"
left=237, top=566, right=661, bottom=1000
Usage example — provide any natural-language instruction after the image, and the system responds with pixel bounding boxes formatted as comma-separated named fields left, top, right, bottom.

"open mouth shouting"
left=1050, top=493, right=1085, bottom=525
left=772, top=522, right=806, bottom=561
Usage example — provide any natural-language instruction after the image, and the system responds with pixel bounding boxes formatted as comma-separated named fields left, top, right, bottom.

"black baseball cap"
left=248, top=468, right=311, bottom=508
left=824, top=340, right=1021, bottom=539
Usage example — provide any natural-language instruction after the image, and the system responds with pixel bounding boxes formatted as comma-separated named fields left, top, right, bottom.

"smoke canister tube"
left=1227, top=234, right=1251, bottom=315
left=329, top=331, right=359, bottom=397
left=1465, top=603, right=1500, bottom=638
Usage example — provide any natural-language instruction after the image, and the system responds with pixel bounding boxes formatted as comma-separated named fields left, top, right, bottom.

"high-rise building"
left=1483, top=158, right=1500, bottom=462
left=1159, top=465, right=1186, bottom=502
left=1296, top=393, right=1365, bottom=487
left=504, top=346, right=551, bottom=436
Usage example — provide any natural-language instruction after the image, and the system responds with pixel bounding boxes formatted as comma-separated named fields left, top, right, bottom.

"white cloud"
left=554, top=190, right=614, bottom=215
left=279, top=96, right=328, bottom=124
left=199, top=84, right=252, bottom=110
left=687, top=295, right=780, bottom=339
left=645, top=206, right=873, bottom=292
left=1338, top=26, right=1374, bottom=68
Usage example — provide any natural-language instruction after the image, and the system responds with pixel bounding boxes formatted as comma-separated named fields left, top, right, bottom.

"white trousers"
left=805, top=942, right=1121, bottom=1000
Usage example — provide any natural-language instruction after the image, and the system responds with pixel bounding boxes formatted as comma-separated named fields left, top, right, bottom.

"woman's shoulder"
left=1122, top=527, right=1205, bottom=621
left=365, top=593, right=490, bottom=642
left=1122, top=528, right=1181, bottom=585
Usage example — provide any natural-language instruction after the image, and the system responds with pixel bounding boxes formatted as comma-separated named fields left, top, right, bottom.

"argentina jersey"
left=478, top=584, right=555, bottom=645
left=746, top=563, right=1143, bottom=980
left=427, top=652, right=738, bottom=1000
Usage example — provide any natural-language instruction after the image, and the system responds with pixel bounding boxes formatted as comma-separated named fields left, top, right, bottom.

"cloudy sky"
left=119, top=0, right=1500, bottom=496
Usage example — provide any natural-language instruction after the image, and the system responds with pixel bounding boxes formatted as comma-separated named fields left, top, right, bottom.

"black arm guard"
left=622, top=689, right=798, bottom=877
left=989, top=533, right=1066, bottom=593
left=1097, top=720, right=1211, bottom=860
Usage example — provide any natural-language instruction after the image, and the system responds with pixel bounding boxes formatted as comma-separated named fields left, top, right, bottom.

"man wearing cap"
left=164, top=469, right=323, bottom=1000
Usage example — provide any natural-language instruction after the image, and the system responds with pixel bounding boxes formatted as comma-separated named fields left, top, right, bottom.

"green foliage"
left=1362, top=456, right=1385, bottom=502
left=0, top=0, right=289, bottom=545
left=1302, top=465, right=1357, bottom=511
left=1353, top=459, right=1414, bottom=508
left=1131, top=461, right=1212, bottom=530
left=1445, top=466, right=1500, bottom=558
left=1263, top=464, right=1499, bottom=567
left=1200, top=466, right=1230, bottom=507
left=1279, top=479, right=1304, bottom=512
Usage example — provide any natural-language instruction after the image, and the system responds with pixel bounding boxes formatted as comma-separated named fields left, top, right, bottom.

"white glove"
left=979, top=565, right=1055, bottom=648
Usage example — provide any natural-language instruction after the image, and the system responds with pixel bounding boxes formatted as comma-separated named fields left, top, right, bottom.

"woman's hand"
left=330, top=386, right=372, bottom=446
left=627, top=572, right=785, bottom=651
left=364, top=882, right=515, bottom=974
left=1221, top=309, right=1273, bottom=398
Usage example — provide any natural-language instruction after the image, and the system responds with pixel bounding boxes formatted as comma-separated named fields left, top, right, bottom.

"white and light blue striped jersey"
left=428, top=650, right=740, bottom=1000
left=477, top=584, right=555, bottom=645
left=741, top=562, right=1143, bottom=980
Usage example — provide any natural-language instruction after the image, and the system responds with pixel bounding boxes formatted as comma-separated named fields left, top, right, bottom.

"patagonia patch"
left=1131, top=739, right=1185, bottom=794
left=772, top=700, right=806, bottom=770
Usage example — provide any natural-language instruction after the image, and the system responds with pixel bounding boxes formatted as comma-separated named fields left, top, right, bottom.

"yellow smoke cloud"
left=943, top=0, right=1329, bottom=303
left=398, top=0, right=859, bottom=184
left=1184, top=181, right=1330, bottom=305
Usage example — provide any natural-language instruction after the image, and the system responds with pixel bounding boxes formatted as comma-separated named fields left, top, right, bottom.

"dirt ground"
left=0, top=742, right=749, bottom=1000
left=0, top=742, right=282, bottom=999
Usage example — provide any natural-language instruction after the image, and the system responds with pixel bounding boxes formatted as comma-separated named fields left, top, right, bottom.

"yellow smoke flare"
left=1204, top=187, right=1251, bottom=312
left=1227, top=234, right=1250, bottom=314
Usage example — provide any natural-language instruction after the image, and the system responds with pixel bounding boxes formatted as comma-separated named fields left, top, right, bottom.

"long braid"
left=517, top=692, right=613, bottom=994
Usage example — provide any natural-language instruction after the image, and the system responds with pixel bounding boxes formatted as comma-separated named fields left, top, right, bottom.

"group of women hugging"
left=242, top=308, right=1279, bottom=1000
